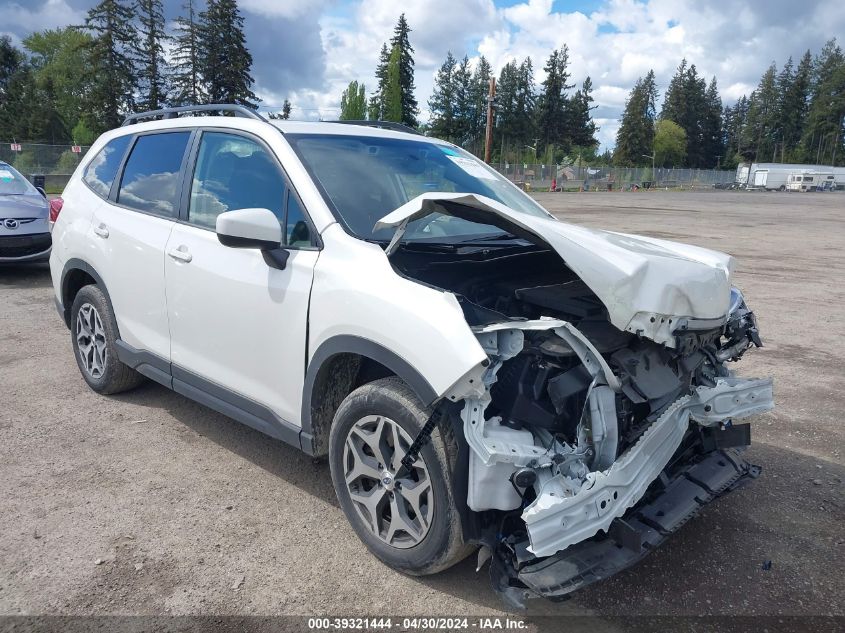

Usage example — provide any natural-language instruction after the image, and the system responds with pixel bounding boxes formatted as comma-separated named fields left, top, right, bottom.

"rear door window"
left=83, top=135, right=132, bottom=198
left=117, top=132, right=191, bottom=217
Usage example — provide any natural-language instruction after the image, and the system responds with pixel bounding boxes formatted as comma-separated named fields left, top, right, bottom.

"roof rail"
left=122, top=104, right=267, bottom=127
left=331, top=120, right=421, bottom=135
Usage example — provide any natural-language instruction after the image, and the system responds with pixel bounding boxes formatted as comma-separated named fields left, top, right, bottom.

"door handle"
left=93, top=223, right=109, bottom=238
left=167, top=246, right=192, bottom=263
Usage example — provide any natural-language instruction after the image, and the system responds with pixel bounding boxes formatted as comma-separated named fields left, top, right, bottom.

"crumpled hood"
left=375, top=192, right=734, bottom=346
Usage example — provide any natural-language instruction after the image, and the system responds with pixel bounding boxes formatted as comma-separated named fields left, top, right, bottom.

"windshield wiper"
left=456, top=231, right=524, bottom=244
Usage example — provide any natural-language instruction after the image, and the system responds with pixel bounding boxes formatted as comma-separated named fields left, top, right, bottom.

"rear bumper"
left=0, top=233, right=52, bottom=262
left=492, top=447, right=760, bottom=606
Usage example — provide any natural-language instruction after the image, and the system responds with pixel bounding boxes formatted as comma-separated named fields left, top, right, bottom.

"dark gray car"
left=0, top=162, right=51, bottom=263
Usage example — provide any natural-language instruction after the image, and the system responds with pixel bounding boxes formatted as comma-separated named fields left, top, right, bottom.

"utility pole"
left=484, top=77, right=496, bottom=164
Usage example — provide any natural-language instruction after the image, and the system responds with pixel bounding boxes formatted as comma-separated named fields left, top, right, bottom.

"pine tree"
left=199, top=0, right=258, bottom=108
left=614, top=70, right=658, bottom=166
left=282, top=99, right=291, bottom=119
left=661, top=60, right=709, bottom=166
left=383, top=44, right=403, bottom=123
left=136, top=0, right=168, bottom=111
left=428, top=52, right=457, bottom=140
left=701, top=77, right=723, bottom=167
left=171, top=0, right=204, bottom=106
left=368, top=43, right=390, bottom=120
left=779, top=50, right=812, bottom=159
left=82, top=0, right=138, bottom=131
left=537, top=47, right=573, bottom=152
left=800, top=39, right=845, bottom=164
left=569, top=76, right=598, bottom=149
left=452, top=56, right=473, bottom=145
left=513, top=58, right=537, bottom=150
left=339, top=81, right=367, bottom=120
left=388, top=14, right=418, bottom=127
left=742, top=63, right=779, bottom=162
left=468, top=55, right=492, bottom=154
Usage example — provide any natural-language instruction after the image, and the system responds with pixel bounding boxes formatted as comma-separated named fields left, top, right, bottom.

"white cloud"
left=1, top=0, right=83, bottom=44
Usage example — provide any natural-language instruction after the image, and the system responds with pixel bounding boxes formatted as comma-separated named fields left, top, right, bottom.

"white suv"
left=50, top=104, right=773, bottom=605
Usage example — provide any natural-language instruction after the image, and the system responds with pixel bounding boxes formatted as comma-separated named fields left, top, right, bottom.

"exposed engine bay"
left=387, top=219, right=774, bottom=605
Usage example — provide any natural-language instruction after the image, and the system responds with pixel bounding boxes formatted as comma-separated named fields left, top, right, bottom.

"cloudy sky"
left=2, top=0, right=844, bottom=149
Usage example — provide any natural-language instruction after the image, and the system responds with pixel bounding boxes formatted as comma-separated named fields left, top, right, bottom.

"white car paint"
left=164, top=223, right=316, bottom=424
left=307, top=222, right=488, bottom=398
left=376, top=192, right=735, bottom=348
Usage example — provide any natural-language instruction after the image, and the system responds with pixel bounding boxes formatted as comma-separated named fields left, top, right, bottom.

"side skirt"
left=115, top=340, right=316, bottom=455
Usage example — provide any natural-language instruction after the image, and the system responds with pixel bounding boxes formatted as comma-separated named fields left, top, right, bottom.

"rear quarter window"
left=83, top=135, right=132, bottom=198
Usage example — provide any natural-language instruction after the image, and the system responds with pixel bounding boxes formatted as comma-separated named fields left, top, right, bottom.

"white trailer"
left=786, top=170, right=835, bottom=192
left=735, top=162, right=845, bottom=191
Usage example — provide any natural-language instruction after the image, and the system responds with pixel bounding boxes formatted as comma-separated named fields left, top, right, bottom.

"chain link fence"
left=1, top=142, right=739, bottom=193
left=0, top=142, right=92, bottom=192
left=490, top=163, right=736, bottom=191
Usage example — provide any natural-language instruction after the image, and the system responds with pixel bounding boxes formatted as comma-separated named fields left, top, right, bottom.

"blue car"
left=0, top=161, right=52, bottom=264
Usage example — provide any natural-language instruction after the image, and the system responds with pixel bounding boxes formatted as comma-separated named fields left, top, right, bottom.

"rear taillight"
left=48, top=197, right=63, bottom=231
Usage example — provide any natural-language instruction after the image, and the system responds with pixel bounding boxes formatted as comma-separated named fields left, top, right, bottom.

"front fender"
left=307, top=224, right=486, bottom=399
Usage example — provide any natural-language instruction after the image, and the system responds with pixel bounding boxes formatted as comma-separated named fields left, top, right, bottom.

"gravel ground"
left=0, top=191, right=842, bottom=627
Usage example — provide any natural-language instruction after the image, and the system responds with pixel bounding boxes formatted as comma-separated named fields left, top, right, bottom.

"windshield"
left=0, top=164, right=36, bottom=195
left=286, top=133, right=549, bottom=242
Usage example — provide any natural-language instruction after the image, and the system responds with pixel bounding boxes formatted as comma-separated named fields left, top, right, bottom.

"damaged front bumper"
left=495, top=447, right=761, bottom=607
left=441, top=305, right=773, bottom=605
left=523, top=377, right=773, bottom=557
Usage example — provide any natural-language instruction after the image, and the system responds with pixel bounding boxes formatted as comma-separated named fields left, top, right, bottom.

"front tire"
left=328, top=377, right=473, bottom=575
left=70, top=285, right=145, bottom=395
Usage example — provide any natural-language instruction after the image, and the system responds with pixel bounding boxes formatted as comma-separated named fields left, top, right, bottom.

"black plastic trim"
left=217, top=233, right=280, bottom=250
left=301, top=335, right=439, bottom=438
left=59, top=258, right=112, bottom=328
left=115, top=340, right=172, bottom=388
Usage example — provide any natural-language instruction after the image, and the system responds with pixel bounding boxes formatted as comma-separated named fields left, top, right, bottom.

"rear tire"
left=329, top=377, right=474, bottom=575
left=70, top=285, right=145, bottom=395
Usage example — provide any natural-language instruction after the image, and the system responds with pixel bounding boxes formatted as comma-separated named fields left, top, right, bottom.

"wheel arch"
left=301, top=335, right=439, bottom=456
left=60, top=258, right=112, bottom=329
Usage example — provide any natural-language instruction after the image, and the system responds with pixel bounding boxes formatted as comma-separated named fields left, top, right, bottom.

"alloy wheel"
left=76, top=303, right=107, bottom=379
left=343, top=415, right=434, bottom=549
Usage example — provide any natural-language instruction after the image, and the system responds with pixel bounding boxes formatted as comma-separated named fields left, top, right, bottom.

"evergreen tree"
left=495, top=58, right=537, bottom=159
left=339, top=81, right=367, bottom=120
left=368, top=43, right=390, bottom=120
left=136, top=0, right=168, bottom=111
left=452, top=56, right=473, bottom=144
left=742, top=63, right=779, bottom=161
left=537, top=46, right=573, bottom=152
left=468, top=55, right=492, bottom=154
left=383, top=45, right=403, bottom=123
left=282, top=99, right=291, bottom=119
left=614, top=70, right=658, bottom=166
left=82, top=0, right=138, bottom=131
left=661, top=60, right=708, bottom=166
left=569, top=76, right=598, bottom=149
left=513, top=58, right=537, bottom=150
left=701, top=77, right=724, bottom=167
left=800, top=39, right=845, bottom=164
left=171, top=0, right=204, bottom=106
left=779, top=50, right=813, bottom=159
left=199, top=0, right=258, bottom=108
left=388, top=14, right=418, bottom=127
left=428, top=52, right=457, bottom=140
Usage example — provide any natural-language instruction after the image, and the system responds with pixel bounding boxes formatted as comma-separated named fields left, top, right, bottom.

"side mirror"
left=216, top=208, right=289, bottom=270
